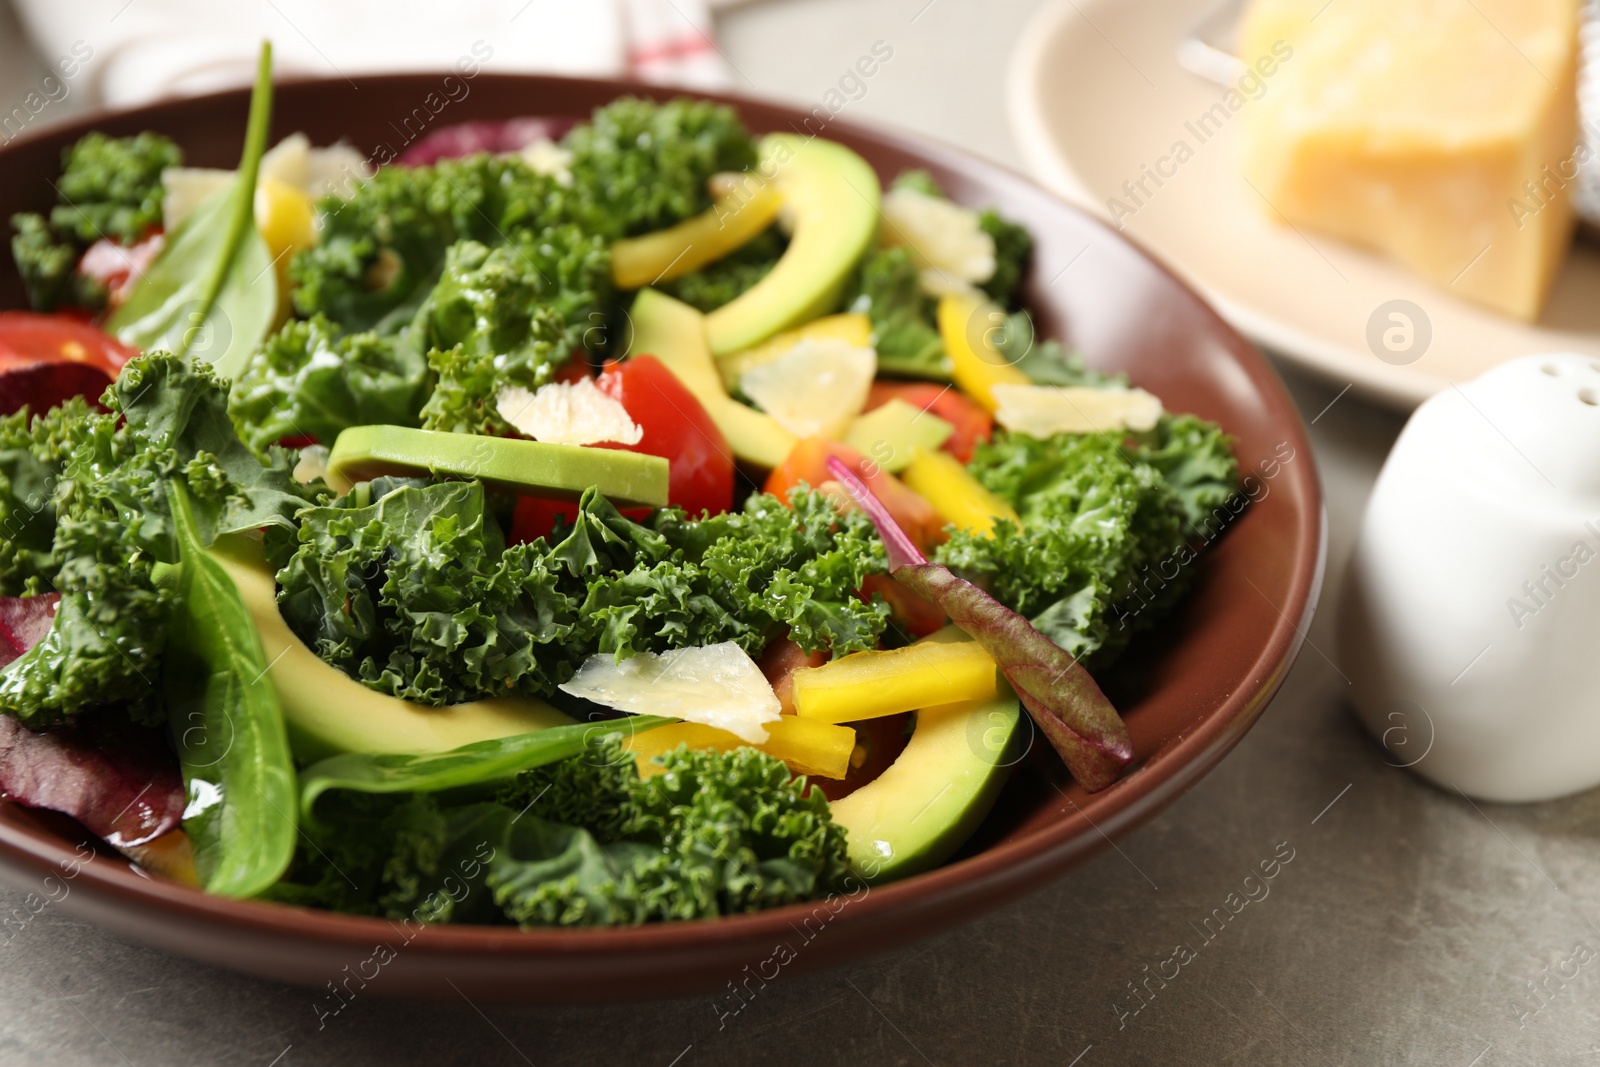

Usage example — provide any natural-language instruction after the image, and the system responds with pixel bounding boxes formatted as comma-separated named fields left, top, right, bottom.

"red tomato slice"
left=509, top=354, right=734, bottom=544
left=0, top=313, right=138, bottom=377
left=757, top=636, right=829, bottom=715
left=0, top=314, right=137, bottom=415
left=764, top=437, right=945, bottom=552
left=864, top=381, right=993, bottom=463
left=859, top=573, right=947, bottom=639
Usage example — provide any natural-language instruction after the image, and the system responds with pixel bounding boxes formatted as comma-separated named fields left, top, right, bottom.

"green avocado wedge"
left=207, top=537, right=574, bottom=762
left=626, top=288, right=797, bottom=469
left=324, top=424, right=669, bottom=507
left=828, top=633, right=1022, bottom=884
left=704, top=134, right=881, bottom=357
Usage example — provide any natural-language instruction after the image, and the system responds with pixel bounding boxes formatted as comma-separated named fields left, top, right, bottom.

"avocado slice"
left=828, top=631, right=1021, bottom=883
left=627, top=288, right=797, bottom=469
left=841, top=399, right=954, bottom=474
left=208, top=538, right=573, bottom=762
left=324, top=424, right=669, bottom=507
left=705, top=135, right=882, bottom=357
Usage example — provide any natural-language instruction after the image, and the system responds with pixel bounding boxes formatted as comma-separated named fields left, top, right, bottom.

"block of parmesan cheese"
left=1238, top=0, right=1581, bottom=320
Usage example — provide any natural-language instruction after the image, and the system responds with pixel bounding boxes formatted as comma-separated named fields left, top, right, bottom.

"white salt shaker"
left=1341, top=353, right=1600, bottom=801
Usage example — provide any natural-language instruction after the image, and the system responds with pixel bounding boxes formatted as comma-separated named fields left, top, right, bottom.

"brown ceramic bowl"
left=0, top=74, right=1323, bottom=1001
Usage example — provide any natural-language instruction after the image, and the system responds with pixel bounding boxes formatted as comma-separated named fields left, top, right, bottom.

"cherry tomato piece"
left=0, top=313, right=138, bottom=377
left=764, top=437, right=945, bottom=552
left=77, top=230, right=164, bottom=309
left=596, top=354, right=733, bottom=520
left=509, top=355, right=734, bottom=544
left=859, top=573, right=947, bottom=639
left=757, top=636, right=829, bottom=715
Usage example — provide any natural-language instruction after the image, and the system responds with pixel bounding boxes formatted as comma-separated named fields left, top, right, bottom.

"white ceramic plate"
left=1007, top=0, right=1600, bottom=409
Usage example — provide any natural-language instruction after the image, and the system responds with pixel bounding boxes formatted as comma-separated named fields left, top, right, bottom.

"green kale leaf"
left=229, top=314, right=432, bottom=451
left=563, top=96, right=758, bottom=238
left=273, top=482, right=886, bottom=707
left=9, top=213, right=105, bottom=314
left=0, top=352, right=322, bottom=726
left=9, top=131, right=177, bottom=313
left=844, top=247, right=949, bottom=379
left=492, top=743, right=851, bottom=925
left=934, top=419, right=1239, bottom=665
left=979, top=209, right=1031, bottom=308
left=49, top=131, right=181, bottom=244
left=275, top=740, right=851, bottom=928
left=289, top=155, right=597, bottom=335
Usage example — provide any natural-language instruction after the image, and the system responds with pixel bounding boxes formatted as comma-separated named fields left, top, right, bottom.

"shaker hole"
left=1543, top=363, right=1561, bottom=376
left=1580, top=388, right=1599, bottom=406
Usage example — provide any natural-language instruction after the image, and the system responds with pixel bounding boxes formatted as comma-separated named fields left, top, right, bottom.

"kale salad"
left=0, top=45, right=1240, bottom=928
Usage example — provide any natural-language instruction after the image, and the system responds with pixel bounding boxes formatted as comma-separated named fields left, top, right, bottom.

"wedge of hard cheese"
left=1238, top=0, right=1581, bottom=321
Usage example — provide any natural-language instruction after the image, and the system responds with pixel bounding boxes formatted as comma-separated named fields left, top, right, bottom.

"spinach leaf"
left=298, top=715, right=675, bottom=820
left=108, top=43, right=277, bottom=380
left=164, top=484, right=297, bottom=898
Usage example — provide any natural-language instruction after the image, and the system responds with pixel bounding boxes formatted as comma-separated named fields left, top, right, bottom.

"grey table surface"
left=3, top=1, right=1599, bottom=1064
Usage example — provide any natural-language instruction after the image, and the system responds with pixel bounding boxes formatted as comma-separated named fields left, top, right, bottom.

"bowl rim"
left=0, top=70, right=1326, bottom=972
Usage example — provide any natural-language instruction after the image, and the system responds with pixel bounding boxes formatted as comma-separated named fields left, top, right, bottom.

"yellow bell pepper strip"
left=624, top=717, right=856, bottom=780
left=626, top=288, right=797, bottom=469
left=716, top=311, right=873, bottom=390
left=901, top=447, right=1020, bottom=536
left=256, top=176, right=315, bottom=321
left=610, top=175, right=783, bottom=290
left=937, top=291, right=1031, bottom=412
left=792, top=641, right=999, bottom=724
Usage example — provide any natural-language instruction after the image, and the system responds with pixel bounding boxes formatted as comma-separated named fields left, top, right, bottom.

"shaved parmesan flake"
left=521, top=138, right=574, bottom=187
left=292, top=445, right=330, bottom=486
left=991, top=384, right=1163, bottom=436
left=881, top=187, right=996, bottom=299
left=559, top=643, right=783, bottom=744
left=162, top=134, right=371, bottom=231
left=496, top=377, right=643, bottom=446
left=740, top=338, right=876, bottom=440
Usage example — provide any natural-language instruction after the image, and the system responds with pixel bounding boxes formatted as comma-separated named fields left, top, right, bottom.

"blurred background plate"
left=1008, top=0, right=1600, bottom=409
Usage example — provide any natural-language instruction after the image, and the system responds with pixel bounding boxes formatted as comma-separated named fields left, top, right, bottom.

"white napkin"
left=10, top=0, right=730, bottom=108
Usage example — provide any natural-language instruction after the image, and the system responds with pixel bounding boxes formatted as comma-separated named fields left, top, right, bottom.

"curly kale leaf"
left=844, top=247, right=948, bottom=379
left=1135, top=414, right=1245, bottom=538
left=275, top=483, right=886, bottom=706
left=49, top=131, right=180, bottom=244
left=660, top=227, right=785, bottom=311
left=979, top=209, right=1031, bottom=308
left=10, top=213, right=106, bottom=314
left=935, top=419, right=1239, bottom=665
left=277, top=740, right=850, bottom=928
left=263, top=790, right=453, bottom=918
left=229, top=315, right=432, bottom=451
left=492, top=741, right=851, bottom=926
left=0, top=397, right=102, bottom=595
left=563, top=96, right=758, bottom=238
left=0, top=353, right=322, bottom=727
left=641, top=488, right=887, bottom=658
left=289, top=155, right=597, bottom=335
left=275, top=478, right=581, bottom=705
